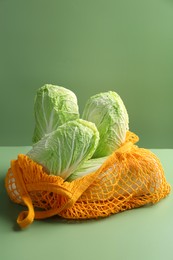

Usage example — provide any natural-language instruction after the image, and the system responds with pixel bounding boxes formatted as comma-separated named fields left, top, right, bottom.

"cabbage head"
left=32, top=84, right=79, bottom=143
left=27, top=119, right=100, bottom=180
left=82, top=91, right=129, bottom=158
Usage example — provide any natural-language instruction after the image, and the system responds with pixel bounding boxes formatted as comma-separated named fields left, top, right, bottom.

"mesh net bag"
left=5, top=131, right=171, bottom=228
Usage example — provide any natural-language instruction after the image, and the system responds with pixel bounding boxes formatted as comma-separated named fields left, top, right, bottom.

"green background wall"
left=1, top=0, right=173, bottom=148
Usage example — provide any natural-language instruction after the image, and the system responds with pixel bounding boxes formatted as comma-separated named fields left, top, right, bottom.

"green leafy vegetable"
left=82, top=91, right=129, bottom=158
left=67, top=156, right=108, bottom=181
left=28, top=119, right=100, bottom=180
left=32, top=84, right=79, bottom=143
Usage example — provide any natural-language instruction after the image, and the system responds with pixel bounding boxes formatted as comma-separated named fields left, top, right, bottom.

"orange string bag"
left=5, top=132, right=171, bottom=228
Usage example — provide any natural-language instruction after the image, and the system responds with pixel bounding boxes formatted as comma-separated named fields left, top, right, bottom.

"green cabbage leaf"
left=32, top=84, right=79, bottom=143
left=67, top=156, right=108, bottom=181
left=82, top=91, right=129, bottom=158
left=28, top=119, right=99, bottom=180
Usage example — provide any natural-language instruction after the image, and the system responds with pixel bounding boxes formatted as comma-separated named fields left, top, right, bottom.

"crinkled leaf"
left=28, top=119, right=99, bottom=180
left=82, top=91, right=129, bottom=158
left=32, top=84, right=79, bottom=143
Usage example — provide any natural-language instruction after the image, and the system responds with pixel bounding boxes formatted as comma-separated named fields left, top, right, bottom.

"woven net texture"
left=5, top=132, right=171, bottom=228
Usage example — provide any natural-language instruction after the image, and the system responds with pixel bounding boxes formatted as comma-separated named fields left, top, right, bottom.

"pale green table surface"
left=0, top=147, right=173, bottom=260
